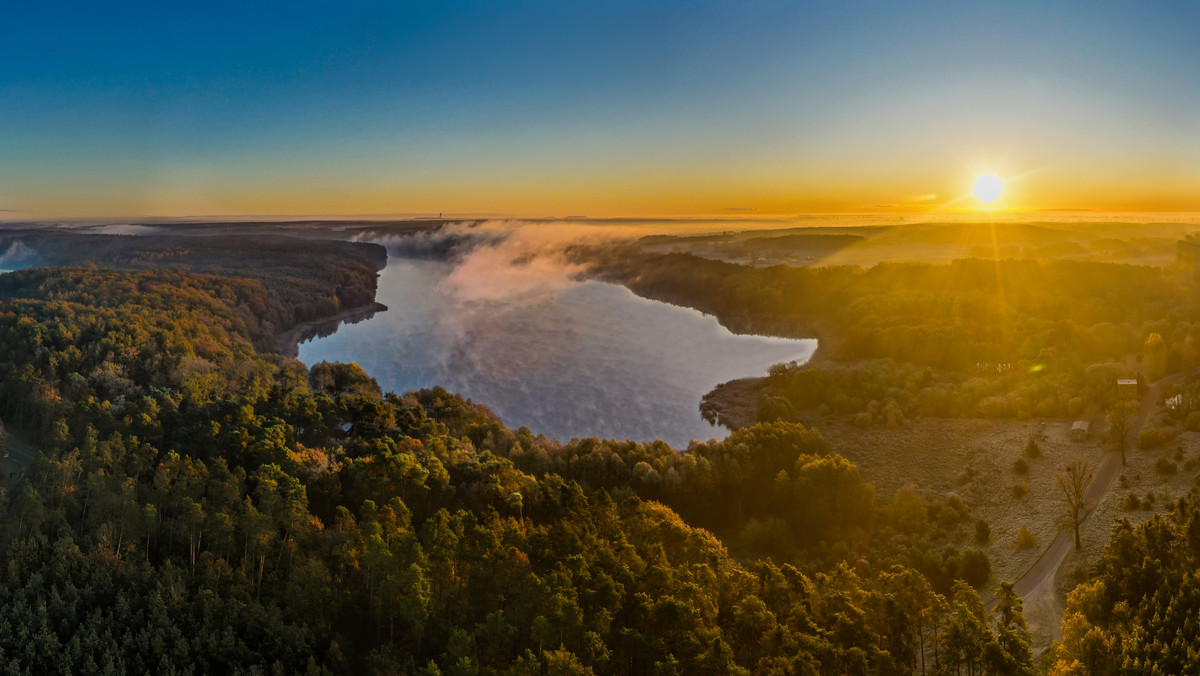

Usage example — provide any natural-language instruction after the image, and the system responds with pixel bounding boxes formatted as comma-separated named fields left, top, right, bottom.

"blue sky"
left=1, top=1, right=1197, bottom=217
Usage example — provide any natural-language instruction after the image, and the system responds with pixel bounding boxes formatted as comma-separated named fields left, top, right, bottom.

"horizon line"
left=3, top=208, right=1200, bottom=225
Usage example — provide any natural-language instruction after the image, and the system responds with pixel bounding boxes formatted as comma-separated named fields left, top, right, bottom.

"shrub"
left=975, top=519, right=991, bottom=544
left=945, top=494, right=969, bottom=521
left=959, top=550, right=991, bottom=588
left=1154, top=457, right=1178, bottom=475
left=1139, top=427, right=1167, bottom=449
left=883, top=400, right=905, bottom=428
left=1012, top=458, right=1029, bottom=475
left=756, top=394, right=798, bottom=424
left=1067, top=397, right=1085, bottom=417
left=1187, top=410, right=1200, bottom=432
left=1121, top=493, right=1141, bottom=510
left=1015, top=526, right=1037, bottom=549
left=1012, top=482, right=1029, bottom=499
left=930, top=494, right=969, bottom=528
left=888, top=486, right=928, bottom=534
left=1025, top=438, right=1041, bottom=458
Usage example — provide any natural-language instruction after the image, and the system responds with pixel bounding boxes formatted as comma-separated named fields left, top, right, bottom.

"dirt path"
left=1007, top=369, right=1194, bottom=645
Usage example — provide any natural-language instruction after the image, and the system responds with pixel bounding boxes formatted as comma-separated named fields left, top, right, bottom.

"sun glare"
left=973, top=174, right=1003, bottom=203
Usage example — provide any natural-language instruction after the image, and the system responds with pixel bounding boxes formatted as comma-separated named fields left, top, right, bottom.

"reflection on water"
left=297, top=304, right=386, bottom=344
left=298, top=257, right=815, bottom=447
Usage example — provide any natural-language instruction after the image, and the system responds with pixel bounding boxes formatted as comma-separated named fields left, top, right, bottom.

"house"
left=1071, top=420, right=1090, bottom=441
left=1118, top=379, right=1138, bottom=399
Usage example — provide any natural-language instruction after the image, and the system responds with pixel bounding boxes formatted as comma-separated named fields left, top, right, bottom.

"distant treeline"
left=0, top=230, right=386, bottom=351
left=737, top=234, right=865, bottom=254
left=582, top=247, right=1200, bottom=423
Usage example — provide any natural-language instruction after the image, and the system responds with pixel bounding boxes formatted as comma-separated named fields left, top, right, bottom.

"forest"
left=0, top=235, right=1037, bottom=674
left=0, top=230, right=386, bottom=352
left=1049, top=496, right=1200, bottom=675
left=581, top=245, right=1200, bottom=425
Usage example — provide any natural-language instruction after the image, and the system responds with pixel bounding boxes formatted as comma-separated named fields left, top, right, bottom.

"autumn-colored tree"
left=1144, top=332, right=1166, bottom=381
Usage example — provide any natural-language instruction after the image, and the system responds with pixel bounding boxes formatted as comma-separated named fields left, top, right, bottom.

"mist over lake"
left=298, top=255, right=815, bottom=447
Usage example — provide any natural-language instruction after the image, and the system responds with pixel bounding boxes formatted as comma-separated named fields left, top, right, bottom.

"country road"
left=1, top=428, right=37, bottom=492
left=1007, top=369, right=1198, bottom=628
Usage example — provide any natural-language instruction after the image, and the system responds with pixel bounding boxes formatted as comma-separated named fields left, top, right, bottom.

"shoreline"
left=603, top=279, right=840, bottom=433
left=277, top=301, right=389, bottom=359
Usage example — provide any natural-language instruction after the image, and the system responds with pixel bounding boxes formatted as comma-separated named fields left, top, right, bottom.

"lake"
left=297, top=255, right=815, bottom=447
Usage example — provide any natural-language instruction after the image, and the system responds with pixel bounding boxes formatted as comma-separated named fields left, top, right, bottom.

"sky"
left=0, top=0, right=1197, bottom=219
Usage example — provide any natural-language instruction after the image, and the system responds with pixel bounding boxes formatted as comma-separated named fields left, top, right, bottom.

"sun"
left=973, top=174, right=1003, bottom=203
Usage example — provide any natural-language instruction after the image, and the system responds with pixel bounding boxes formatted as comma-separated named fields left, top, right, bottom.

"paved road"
left=1010, top=370, right=1196, bottom=601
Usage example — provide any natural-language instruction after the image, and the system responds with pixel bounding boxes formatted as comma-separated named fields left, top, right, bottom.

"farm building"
left=1071, top=420, right=1090, bottom=441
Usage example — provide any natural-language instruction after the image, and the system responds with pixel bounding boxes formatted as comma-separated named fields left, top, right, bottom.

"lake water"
left=297, top=256, right=816, bottom=447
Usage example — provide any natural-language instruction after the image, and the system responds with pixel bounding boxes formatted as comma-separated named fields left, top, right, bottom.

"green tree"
left=993, top=582, right=1035, bottom=674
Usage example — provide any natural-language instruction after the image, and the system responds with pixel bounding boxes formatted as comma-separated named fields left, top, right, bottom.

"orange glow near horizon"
left=1, top=157, right=1196, bottom=221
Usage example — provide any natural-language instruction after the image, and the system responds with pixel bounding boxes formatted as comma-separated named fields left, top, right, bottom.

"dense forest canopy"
left=0, top=234, right=1037, bottom=674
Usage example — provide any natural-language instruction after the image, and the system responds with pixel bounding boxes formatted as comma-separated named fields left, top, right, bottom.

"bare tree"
left=1056, top=460, right=1094, bottom=548
left=1107, top=399, right=1139, bottom=464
